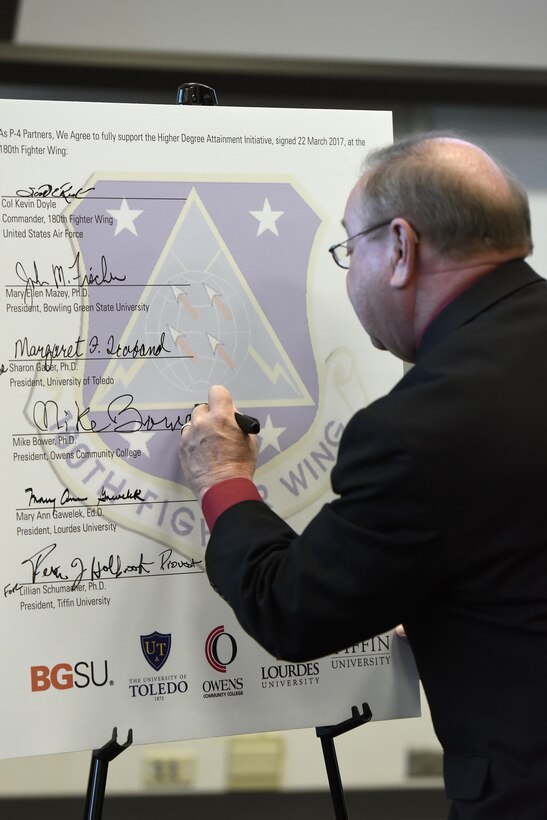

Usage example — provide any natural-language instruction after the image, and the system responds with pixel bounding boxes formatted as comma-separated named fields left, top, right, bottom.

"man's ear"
left=389, top=219, right=417, bottom=290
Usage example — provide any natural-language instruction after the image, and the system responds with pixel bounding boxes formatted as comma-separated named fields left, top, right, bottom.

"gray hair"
left=362, top=133, right=533, bottom=260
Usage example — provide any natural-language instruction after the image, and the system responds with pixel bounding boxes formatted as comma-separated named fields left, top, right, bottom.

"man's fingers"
left=207, top=385, right=235, bottom=415
left=191, top=401, right=209, bottom=423
left=186, top=386, right=240, bottom=431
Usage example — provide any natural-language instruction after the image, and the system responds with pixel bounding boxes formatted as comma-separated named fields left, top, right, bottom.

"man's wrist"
left=201, top=477, right=262, bottom=530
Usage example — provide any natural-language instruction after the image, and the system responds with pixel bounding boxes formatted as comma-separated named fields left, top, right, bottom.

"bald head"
left=430, top=137, right=513, bottom=196
left=361, top=134, right=532, bottom=263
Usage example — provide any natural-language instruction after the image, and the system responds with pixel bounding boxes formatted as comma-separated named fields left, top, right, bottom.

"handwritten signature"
left=15, top=182, right=95, bottom=202
left=14, top=335, right=85, bottom=371
left=32, top=392, right=186, bottom=434
left=26, top=486, right=88, bottom=516
left=97, top=487, right=144, bottom=505
left=13, top=330, right=170, bottom=370
left=15, top=251, right=126, bottom=304
left=3, top=543, right=202, bottom=597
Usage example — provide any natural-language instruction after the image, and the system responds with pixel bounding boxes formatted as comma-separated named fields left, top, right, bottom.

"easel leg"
left=84, top=756, right=109, bottom=820
left=83, top=727, right=132, bottom=820
left=316, top=703, right=373, bottom=820
left=319, top=734, right=349, bottom=820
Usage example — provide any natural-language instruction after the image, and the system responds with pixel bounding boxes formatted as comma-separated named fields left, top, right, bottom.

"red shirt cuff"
left=201, top=478, right=262, bottom=531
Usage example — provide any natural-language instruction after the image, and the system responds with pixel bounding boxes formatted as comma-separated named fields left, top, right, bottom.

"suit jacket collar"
left=417, top=258, right=543, bottom=359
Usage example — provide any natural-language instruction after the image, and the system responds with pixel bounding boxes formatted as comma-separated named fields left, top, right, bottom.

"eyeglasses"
left=328, top=219, right=394, bottom=269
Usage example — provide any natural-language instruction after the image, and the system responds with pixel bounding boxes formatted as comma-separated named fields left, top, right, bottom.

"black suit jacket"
left=206, top=259, right=547, bottom=819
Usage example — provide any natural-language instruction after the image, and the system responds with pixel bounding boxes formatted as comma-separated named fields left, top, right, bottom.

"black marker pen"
left=234, top=412, right=261, bottom=435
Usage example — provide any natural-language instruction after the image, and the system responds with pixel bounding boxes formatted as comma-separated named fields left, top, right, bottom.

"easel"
left=80, top=82, right=373, bottom=820
left=316, top=703, right=373, bottom=820
left=81, top=709, right=373, bottom=820
left=83, top=728, right=132, bottom=820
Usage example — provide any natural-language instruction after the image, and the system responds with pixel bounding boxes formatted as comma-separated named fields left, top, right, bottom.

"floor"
left=1, top=789, right=451, bottom=820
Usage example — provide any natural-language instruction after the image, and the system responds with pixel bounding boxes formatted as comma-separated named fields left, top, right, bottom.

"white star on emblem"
left=117, top=430, right=155, bottom=458
left=258, top=414, right=286, bottom=454
left=250, top=198, right=284, bottom=237
left=107, top=198, right=143, bottom=236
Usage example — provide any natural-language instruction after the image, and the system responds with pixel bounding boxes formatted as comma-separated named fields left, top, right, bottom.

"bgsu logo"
left=30, top=660, right=110, bottom=692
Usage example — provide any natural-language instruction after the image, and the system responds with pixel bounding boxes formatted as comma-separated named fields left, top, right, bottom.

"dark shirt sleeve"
left=205, top=408, right=442, bottom=661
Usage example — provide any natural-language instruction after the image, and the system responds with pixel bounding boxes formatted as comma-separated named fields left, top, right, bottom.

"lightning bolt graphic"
left=248, top=345, right=298, bottom=390
left=90, top=360, right=142, bottom=404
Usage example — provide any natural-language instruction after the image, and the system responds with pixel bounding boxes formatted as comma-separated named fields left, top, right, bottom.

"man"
left=179, top=135, right=547, bottom=819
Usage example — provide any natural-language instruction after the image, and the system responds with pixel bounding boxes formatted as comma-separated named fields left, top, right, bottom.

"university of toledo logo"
left=141, top=631, right=171, bottom=671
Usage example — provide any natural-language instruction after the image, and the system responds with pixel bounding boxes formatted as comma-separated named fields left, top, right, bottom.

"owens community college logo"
left=141, top=631, right=171, bottom=671
left=205, top=625, right=237, bottom=673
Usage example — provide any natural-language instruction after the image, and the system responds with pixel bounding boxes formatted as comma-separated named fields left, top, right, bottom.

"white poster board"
left=0, top=99, right=419, bottom=760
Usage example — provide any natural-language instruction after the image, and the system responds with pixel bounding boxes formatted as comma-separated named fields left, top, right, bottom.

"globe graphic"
left=146, top=270, right=251, bottom=398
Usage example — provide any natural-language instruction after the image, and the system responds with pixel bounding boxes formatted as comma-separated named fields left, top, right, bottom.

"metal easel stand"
left=83, top=727, right=133, bottom=820
left=316, top=703, right=373, bottom=820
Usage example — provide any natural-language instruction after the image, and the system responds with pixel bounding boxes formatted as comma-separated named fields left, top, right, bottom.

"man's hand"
left=179, top=385, right=258, bottom=500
